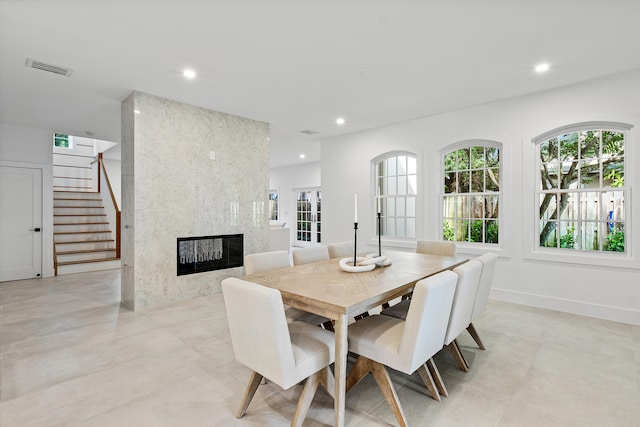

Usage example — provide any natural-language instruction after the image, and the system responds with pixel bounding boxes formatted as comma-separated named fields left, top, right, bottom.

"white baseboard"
left=490, top=288, right=640, bottom=326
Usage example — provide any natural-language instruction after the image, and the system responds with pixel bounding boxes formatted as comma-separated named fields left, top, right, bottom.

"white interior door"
left=0, top=166, right=43, bottom=281
left=295, top=189, right=322, bottom=246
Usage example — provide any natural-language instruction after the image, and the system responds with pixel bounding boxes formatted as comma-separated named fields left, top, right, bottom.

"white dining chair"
left=416, top=240, right=457, bottom=257
left=244, top=250, right=331, bottom=328
left=222, top=278, right=335, bottom=427
left=466, top=252, right=497, bottom=350
left=345, top=271, right=458, bottom=426
left=291, top=245, right=330, bottom=265
left=327, top=241, right=354, bottom=259
left=443, top=259, right=483, bottom=371
left=380, top=259, right=483, bottom=373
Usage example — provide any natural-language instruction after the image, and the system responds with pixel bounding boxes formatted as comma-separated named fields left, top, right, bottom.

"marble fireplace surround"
left=121, top=91, right=269, bottom=310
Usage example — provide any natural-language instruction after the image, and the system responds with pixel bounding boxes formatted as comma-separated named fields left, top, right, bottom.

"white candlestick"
left=354, top=193, right=358, bottom=223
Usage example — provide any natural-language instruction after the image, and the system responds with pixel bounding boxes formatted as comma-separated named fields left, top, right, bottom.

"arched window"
left=441, top=142, right=501, bottom=244
left=535, top=124, right=627, bottom=252
left=374, top=152, right=417, bottom=239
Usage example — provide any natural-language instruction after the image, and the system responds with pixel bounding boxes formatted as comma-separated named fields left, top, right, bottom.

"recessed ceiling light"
left=336, top=117, right=346, bottom=125
left=183, top=69, right=196, bottom=79
left=133, top=109, right=141, bottom=114
left=535, top=63, right=550, bottom=73
left=299, top=154, right=306, bottom=159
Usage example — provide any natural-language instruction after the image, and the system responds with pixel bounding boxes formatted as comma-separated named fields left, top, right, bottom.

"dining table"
left=241, top=249, right=468, bottom=427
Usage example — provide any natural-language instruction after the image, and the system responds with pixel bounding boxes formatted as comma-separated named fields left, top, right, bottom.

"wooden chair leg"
left=369, top=359, right=409, bottom=427
left=466, top=322, right=485, bottom=350
left=426, top=358, right=448, bottom=398
left=291, top=370, right=321, bottom=427
left=345, top=356, right=371, bottom=393
left=236, top=371, right=263, bottom=418
left=454, top=339, right=470, bottom=370
left=446, top=340, right=469, bottom=372
left=417, top=364, right=441, bottom=402
left=318, top=366, right=335, bottom=399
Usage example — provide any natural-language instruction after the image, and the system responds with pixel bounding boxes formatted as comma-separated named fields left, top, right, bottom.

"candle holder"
left=353, top=222, right=358, bottom=267
left=377, top=212, right=382, bottom=257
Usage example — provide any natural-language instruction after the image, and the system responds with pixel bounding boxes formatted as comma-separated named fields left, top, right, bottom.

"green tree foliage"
left=539, top=130, right=624, bottom=248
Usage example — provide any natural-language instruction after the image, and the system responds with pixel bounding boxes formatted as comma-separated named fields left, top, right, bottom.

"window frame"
left=439, top=140, right=503, bottom=248
left=372, top=151, right=418, bottom=243
left=525, top=121, right=637, bottom=269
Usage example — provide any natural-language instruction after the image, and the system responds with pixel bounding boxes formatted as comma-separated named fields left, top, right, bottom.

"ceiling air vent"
left=299, top=129, right=319, bottom=135
left=25, top=58, right=74, bottom=77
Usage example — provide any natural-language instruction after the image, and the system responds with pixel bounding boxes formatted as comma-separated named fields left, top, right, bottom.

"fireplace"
left=177, top=234, right=243, bottom=276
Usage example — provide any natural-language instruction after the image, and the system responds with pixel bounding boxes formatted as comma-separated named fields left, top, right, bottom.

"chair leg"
left=369, top=359, right=409, bottom=427
left=466, top=322, right=486, bottom=350
left=236, top=371, right=263, bottom=418
left=446, top=340, right=469, bottom=372
left=318, top=366, right=335, bottom=399
left=345, top=355, right=371, bottom=393
left=426, top=358, right=448, bottom=398
left=291, top=371, right=321, bottom=427
left=417, top=364, right=440, bottom=402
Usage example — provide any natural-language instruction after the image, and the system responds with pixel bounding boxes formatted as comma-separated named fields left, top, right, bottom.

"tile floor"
left=1, top=270, right=639, bottom=426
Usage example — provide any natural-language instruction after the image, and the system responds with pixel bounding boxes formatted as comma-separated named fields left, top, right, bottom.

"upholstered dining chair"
left=345, top=271, right=458, bottom=427
left=381, top=259, right=483, bottom=373
left=416, top=240, right=457, bottom=257
left=244, top=250, right=331, bottom=328
left=466, top=253, right=498, bottom=350
left=291, top=245, right=330, bottom=266
left=221, top=278, right=335, bottom=427
left=327, top=241, right=354, bottom=259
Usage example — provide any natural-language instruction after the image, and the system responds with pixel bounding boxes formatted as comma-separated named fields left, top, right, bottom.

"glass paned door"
left=295, top=189, right=322, bottom=246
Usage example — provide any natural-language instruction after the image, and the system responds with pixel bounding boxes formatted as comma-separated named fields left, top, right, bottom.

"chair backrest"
left=471, top=253, right=497, bottom=321
left=416, top=240, right=457, bottom=257
left=222, top=278, right=296, bottom=388
left=444, top=259, right=483, bottom=345
left=397, top=270, right=458, bottom=374
left=244, top=250, right=290, bottom=275
left=327, top=241, right=354, bottom=259
left=292, top=245, right=330, bottom=266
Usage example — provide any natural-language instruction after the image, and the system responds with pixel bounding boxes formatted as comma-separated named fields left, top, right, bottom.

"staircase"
left=53, top=191, right=121, bottom=275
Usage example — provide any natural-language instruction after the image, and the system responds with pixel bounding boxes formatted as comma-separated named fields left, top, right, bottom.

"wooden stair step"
left=57, top=257, right=120, bottom=266
left=54, top=214, right=107, bottom=216
left=54, top=191, right=99, bottom=194
left=55, top=239, right=114, bottom=244
left=54, top=206, right=106, bottom=209
left=56, top=248, right=116, bottom=255
left=54, top=222, right=110, bottom=225
left=54, top=198, right=103, bottom=201
left=55, top=231, right=112, bottom=235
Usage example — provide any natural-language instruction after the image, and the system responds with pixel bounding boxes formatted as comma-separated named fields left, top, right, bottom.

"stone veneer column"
left=121, top=91, right=269, bottom=310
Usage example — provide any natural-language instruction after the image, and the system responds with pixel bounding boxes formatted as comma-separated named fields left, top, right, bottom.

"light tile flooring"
left=1, top=270, right=639, bottom=427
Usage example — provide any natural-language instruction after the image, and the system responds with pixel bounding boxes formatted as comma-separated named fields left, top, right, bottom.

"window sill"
left=525, top=248, right=638, bottom=270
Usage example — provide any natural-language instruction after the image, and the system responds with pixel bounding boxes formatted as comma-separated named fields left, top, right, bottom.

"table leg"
left=334, top=313, right=348, bottom=427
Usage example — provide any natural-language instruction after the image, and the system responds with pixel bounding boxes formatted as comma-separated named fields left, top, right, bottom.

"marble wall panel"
left=121, top=91, right=269, bottom=310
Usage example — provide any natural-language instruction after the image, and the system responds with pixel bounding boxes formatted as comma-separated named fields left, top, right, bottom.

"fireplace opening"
left=177, top=234, right=243, bottom=276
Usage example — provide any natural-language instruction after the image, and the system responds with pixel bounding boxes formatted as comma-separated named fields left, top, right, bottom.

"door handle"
left=30, top=228, right=41, bottom=232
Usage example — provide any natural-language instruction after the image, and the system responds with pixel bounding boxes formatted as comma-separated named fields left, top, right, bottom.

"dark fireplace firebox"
left=177, top=234, right=243, bottom=276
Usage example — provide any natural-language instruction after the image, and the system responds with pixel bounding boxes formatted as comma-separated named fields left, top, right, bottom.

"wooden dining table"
left=241, top=250, right=468, bottom=427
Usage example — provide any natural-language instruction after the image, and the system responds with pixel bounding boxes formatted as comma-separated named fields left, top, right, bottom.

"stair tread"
left=57, top=257, right=120, bottom=266
left=54, top=206, right=106, bottom=209
left=55, top=239, right=115, bottom=244
left=54, top=191, right=99, bottom=194
left=54, top=222, right=110, bottom=225
left=55, top=231, right=112, bottom=235
left=57, top=248, right=117, bottom=255
left=54, top=198, right=103, bottom=201
left=54, top=214, right=107, bottom=216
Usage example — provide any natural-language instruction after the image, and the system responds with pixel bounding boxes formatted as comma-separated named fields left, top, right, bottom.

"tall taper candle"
left=354, top=193, right=358, bottom=222
left=377, top=188, right=381, bottom=214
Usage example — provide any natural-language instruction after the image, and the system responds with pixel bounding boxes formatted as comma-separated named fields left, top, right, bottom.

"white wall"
left=0, top=123, right=55, bottom=277
left=269, top=161, right=321, bottom=245
left=321, top=69, right=640, bottom=325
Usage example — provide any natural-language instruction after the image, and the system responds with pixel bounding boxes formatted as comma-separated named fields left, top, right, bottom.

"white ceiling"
left=2, top=0, right=640, bottom=168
